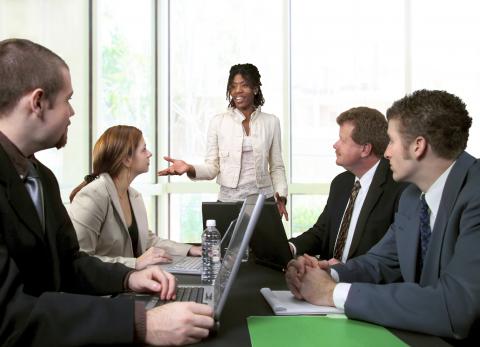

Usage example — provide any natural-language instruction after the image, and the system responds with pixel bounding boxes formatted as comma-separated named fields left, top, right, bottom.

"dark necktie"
left=334, top=180, right=361, bottom=260
left=419, top=194, right=431, bottom=269
left=24, top=161, right=45, bottom=231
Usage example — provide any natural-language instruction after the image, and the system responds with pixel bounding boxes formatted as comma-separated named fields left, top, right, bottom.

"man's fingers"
left=188, top=302, right=214, bottom=316
left=187, top=327, right=211, bottom=340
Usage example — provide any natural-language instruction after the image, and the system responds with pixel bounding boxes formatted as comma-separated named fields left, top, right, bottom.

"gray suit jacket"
left=334, top=152, right=480, bottom=340
left=69, top=173, right=191, bottom=268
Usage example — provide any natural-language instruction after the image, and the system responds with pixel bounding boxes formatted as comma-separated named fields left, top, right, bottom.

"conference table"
left=176, top=259, right=452, bottom=347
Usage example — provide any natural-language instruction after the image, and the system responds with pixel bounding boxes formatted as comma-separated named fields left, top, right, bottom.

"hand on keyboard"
left=136, top=246, right=173, bottom=270
left=145, top=302, right=214, bottom=345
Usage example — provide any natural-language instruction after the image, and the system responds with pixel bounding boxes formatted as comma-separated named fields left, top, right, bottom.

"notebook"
left=260, top=288, right=343, bottom=315
left=249, top=202, right=293, bottom=271
left=134, top=193, right=265, bottom=324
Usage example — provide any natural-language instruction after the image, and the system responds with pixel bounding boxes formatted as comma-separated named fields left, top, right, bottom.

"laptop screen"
left=213, top=194, right=265, bottom=317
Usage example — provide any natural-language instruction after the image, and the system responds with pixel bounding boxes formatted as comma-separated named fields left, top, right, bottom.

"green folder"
left=248, top=316, right=407, bottom=347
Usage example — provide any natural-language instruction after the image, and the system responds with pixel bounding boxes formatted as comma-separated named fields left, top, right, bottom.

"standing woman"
left=69, top=125, right=201, bottom=270
left=159, top=63, right=288, bottom=219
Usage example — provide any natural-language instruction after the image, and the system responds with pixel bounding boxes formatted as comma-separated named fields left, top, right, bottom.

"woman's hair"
left=226, top=63, right=265, bottom=108
left=69, top=125, right=143, bottom=202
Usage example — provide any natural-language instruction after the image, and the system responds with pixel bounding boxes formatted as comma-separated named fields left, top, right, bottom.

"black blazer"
left=0, top=146, right=136, bottom=346
left=291, top=158, right=408, bottom=260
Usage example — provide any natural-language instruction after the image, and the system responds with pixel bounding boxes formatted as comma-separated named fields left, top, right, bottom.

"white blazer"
left=68, top=173, right=191, bottom=268
left=192, top=108, right=288, bottom=197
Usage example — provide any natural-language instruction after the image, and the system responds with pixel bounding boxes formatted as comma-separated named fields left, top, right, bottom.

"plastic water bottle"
left=201, top=219, right=221, bottom=284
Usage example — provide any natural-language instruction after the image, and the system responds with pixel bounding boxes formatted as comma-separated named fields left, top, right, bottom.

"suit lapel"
left=0, top=148, right=45, bottom=241
left=328, top=175, right=354, bottom=256
left=396, top=196, right=421, bottom=282
left=348, top=159, right=387, bottom=258
left=420, top=152, right=475, bottom=285
left=36, top=163, right=62, bottom=289
left=102, top=174, right=130, bottom=235
left=129, top=188, right=148, bottom=253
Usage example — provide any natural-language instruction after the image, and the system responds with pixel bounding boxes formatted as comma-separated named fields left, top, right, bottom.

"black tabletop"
left=177, top=260, right=452, bottom=347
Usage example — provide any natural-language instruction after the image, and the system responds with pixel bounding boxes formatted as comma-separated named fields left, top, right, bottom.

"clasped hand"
left=285, top=254, right=336, bottom=306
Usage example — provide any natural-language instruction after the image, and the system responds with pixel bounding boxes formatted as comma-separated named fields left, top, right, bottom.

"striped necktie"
left=333, top=180, right=361, bottom=260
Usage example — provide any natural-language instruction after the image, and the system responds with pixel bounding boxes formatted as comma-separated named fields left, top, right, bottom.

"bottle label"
left=211, top=244, right=220, bottom=263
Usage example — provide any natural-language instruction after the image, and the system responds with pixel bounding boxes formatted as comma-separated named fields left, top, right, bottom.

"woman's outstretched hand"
left=157, top=156, right=194, bottom=176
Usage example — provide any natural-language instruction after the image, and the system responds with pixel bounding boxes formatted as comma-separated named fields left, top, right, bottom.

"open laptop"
left=133, top=193, right=265, bottom=324
left=201, top=201, right=242, bottom=237
left=160, top=201, right=242, bottom=275
left=249, top=201, right=293, bottom=271
left=160, top=209, right=241, bottom=275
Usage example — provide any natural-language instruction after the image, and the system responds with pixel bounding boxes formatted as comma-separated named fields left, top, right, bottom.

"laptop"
left=249, top=201, right=293, bottom=271
left=160, top=210, right=242, bottom=275
left=133, top=193, right=265, bottom=325
left=201, top=201, right=242, bottom=237
left=159, top=219, right=239, bottom=275
left=159, top=255, right=203, bottom=275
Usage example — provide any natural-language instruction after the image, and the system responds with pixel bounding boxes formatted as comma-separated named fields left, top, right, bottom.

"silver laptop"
left=160, top=255, right=203, bottom=275
left=159, top=218, right=238, bottom=275
left=136, top=194, right=265, bottom=323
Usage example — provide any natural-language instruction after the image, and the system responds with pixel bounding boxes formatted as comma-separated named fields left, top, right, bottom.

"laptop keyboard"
left=163, top=256, right=202, bottom=272
left=176, top=287, right=205, bottom=303
left=143, top=286, right=205, bottom=309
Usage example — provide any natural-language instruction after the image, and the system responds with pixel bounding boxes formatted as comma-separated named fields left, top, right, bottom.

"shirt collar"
left=356, top=159, right=380, bottom=190
left=423, top=161, right=455, bottom=218
left=230, top=107, right=261, bottom=122
left=0, top=130, right=30, bottom=178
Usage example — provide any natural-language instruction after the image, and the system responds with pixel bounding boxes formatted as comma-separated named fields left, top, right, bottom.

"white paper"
left=260, top=288, right=344, bottom=315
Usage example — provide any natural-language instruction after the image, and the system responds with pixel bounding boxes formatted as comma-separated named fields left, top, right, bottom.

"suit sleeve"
left=192, top=115, right=221, bottom=180
left=148, top=230, right=191, bottom=256
left=335, top=192, right=480, bottom=339
left=0, top=222, right=135, bottom=346
left=290, top=176, right=338, bottom=259
left=269, top=116, right=287, bottom=198
left=68, top=184, right=138, bottom=268
left=290, top=201, right=330, bottom=257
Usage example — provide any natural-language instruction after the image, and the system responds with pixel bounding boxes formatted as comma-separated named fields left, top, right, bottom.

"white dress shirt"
left=332, top=162, right=455, bottom=309
left=290, top=160, right=380, bottom=258
left=334, top=160, right=380, bottom=262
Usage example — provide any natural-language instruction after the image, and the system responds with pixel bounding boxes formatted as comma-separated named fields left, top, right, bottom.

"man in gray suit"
left=286, top=89, right=479, bottom=342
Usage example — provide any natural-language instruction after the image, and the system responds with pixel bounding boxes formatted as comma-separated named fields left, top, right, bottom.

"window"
left=3, top=0, right=480, bottom=242
left=0, top=0, right=89, bottom=202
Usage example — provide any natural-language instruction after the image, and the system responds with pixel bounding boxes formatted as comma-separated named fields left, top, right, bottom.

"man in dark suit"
left=286, top=90, right=479, bottom=342
left=0, top=39, right=213, bottom=346
left=290, top=107, right=407, bottom=263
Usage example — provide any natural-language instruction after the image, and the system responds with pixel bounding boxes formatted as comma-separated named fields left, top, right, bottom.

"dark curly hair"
left=226, top=63, right=265, bottom=108
left=386, top=89, right=472, bottom=160
left=336, top=107, right=389, bottom=157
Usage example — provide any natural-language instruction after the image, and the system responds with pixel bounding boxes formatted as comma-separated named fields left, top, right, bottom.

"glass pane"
left=291, top=0, right=405, bottom=183
left=291, top=194, right=328, bottom=238
left=169, top=0, right=285, bottom=182
left=95, top=0, right=155, bottom=184
left=169, top=193, right=218, bottom=243
left=0, top=0, right=89, bottom=202
left=411, top=0, right=480, bottom=156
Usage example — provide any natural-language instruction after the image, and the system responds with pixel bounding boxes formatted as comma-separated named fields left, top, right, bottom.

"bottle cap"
left=206, top=219, right=216, bottom=227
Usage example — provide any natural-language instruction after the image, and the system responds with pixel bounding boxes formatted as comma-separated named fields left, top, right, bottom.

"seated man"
left=286, top=89, right=479, bottom=343
left=0, top=38, right=213, bottom=346
left=290, top=107, right=407, bottom=263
